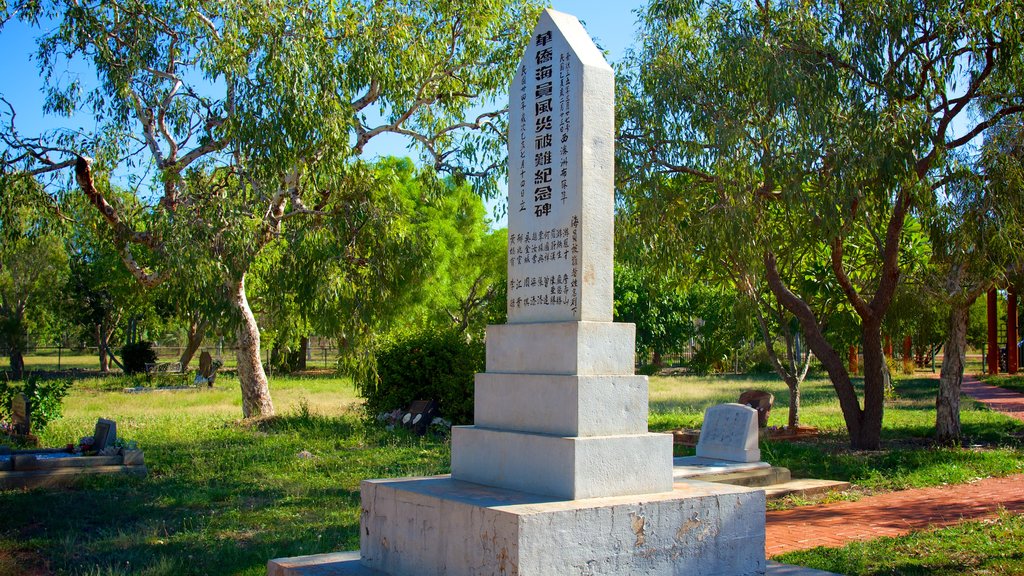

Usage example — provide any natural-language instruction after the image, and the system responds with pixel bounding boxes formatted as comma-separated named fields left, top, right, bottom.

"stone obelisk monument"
left=269, top=9, right=765, bottom=576
left=448, top=8, right=673, bottom=500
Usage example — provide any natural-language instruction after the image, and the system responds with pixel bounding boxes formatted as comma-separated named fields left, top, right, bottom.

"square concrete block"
left=450, top=426, right=673, bottom=499
left=485, top=321, right=636, bottom=375
left=473, top=373, right=649, bottom=437
left=360, top=475, right=766, bottom=576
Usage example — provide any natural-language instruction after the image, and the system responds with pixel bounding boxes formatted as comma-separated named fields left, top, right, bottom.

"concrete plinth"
left=473, top=373, right=649, bottom=436
left=451, top=427, right=673, bottom=499
left=485, top=322, right=636, bottom=375
left=359, top=476, right=766, bottom=576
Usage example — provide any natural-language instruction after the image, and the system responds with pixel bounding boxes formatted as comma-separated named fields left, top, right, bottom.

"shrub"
left=121, top=341, right=157, bottom=375
left=359, top=329, right=484, bottom=425
left=0, top=375, right=72, bottom=434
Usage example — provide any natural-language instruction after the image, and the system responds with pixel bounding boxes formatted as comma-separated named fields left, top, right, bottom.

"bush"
left=0, top=375, right=72, bottom=434
left=121, top=341, right=157, bottom=375
left=359, top=329, right=484, bottom=425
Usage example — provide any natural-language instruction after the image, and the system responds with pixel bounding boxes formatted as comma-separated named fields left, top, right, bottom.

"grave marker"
left=696, top=403, right=761, bottom=463
left=92, top=418, right=117, bottom=451
left=12, top=393, right=29, bottom=435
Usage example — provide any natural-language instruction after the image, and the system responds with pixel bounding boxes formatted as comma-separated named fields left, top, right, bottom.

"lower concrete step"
left=267, top=551, right=840, bottom=576
left=764, top=479, right=852, bottom=500
left=694, top=466, right=792, bottom=487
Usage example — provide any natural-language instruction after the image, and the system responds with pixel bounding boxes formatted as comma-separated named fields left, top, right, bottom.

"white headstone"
left=506, top=9, right=614, bottom=324
left=696, top=403, right=761, bottom=463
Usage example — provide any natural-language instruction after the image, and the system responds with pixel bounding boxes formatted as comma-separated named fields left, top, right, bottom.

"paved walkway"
left=962, top=376, right=1024, bottom=423
left=765, top=375, right=1024, bottom=558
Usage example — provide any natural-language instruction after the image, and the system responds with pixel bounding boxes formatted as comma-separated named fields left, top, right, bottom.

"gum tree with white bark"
left=0, top=0, right=541, bottom=417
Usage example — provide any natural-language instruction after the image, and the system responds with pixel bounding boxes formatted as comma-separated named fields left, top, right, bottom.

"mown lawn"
left=0, top=371, right=1022, bottom=575
left=776, top=511, right=1024, bottom=575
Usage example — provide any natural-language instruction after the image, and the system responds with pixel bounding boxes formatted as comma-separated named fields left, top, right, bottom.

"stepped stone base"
left=451, top=427, right=673, bottom=499
left=355, top=475, right=765, bottom=576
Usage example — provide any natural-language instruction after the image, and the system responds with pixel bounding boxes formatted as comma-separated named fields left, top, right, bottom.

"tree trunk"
left=785, top=375, right=800, bottom=428
left=8, top=351, right=24, bottom=380
left=936, top=303, right=970, bottom=444
left=856, top=320, right=887, bottom=450
left=230, top=274, right=274, bottom=418
left=179, top=315, right=208, bottom=370
left=298, top=336, right=309, bottom=371
left=96, top=323, right=109, bottom=373
left=765, top=254, right=871, bottom=446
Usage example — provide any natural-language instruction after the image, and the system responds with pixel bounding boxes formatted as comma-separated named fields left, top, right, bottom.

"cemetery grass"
left=0, top=373, right=1022, bottom=575
left=651, top=373, right=1024, bottom=495
left=774, top=510, right=1024, bottom=575
left=0, top=375, right=451, bottom=576
left=979, top=373, right=1024, bottom=395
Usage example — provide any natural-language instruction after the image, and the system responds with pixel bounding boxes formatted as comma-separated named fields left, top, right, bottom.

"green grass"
left=775, top=511, right=1024, bottom=575
left=654, top=374, right=1024, bottom=491
left=979, top=373, right=1024, bottom=395
left=1, top=371, right=1023, bottom=574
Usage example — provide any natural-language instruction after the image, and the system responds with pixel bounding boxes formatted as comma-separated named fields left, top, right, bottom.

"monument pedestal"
left=360, top=476, right=765, bottom=576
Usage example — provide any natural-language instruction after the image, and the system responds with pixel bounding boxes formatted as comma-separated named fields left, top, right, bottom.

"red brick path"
left=962, top=376, right=1024, bottom=423
left=765, top=375, right=1024, bottom=557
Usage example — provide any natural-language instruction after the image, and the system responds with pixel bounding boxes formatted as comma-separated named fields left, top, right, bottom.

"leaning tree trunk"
left=936, top=303, right=970, bottom=444
left=95, top=323, right=109, bottom=373
left=179, top=315, right=208, bottom=370
left=230, top=274, right=274, bottom=418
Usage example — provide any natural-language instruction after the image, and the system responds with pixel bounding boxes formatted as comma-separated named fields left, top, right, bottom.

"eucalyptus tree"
left=926, top=119, right=1024, bottom=443
left=0, top=0, right=542, bottom=417
left=619, top=0, right=1024, bottom=448
left=0, top=179, right=68, bottom=378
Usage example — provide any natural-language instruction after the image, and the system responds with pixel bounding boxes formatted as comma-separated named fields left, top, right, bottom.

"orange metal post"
left=988, top=288, right=1000, bottom=375
left=1009, top=287, right=1019, bottom=375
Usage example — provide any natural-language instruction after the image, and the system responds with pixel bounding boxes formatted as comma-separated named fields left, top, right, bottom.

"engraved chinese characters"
left=507, top=10, right=615, bottom=324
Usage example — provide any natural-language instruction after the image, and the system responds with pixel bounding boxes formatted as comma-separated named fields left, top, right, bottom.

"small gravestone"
left=696, top=403, right=760, bottom=463
left=12, top=393, right=30, bottom=436
left=92, top=418, right=117, bottom=451
left=199, top=351, right=213, bottom=378
left=738, top=389, right=774, bottom=428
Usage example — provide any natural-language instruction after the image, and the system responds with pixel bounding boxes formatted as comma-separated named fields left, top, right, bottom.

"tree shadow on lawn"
left=0, top=412, right=444, bottom=575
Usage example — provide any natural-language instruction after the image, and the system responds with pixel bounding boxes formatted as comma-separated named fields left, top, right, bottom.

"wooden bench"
left=144, top=361, right=185, bottom=385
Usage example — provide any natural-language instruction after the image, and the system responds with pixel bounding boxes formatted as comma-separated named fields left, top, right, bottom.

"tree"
left=926, top=119, right=1024, bottom=443
left=613, top=262, right=692, bottom=368
left=0, top=180, right=68, bottom=378
left=619, top=0, right=1024, bottom=449
left=1, top=0, right=543, bottom=417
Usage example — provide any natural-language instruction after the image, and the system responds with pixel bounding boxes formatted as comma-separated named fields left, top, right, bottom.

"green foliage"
left=0, top=375, right=72, bottom=433
left=360, top=329, right=484, bottom=425
left=120, top=341, right=157, bottom=375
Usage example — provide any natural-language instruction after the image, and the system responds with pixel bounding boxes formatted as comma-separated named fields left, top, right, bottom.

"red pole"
left=848, top=345, right=859, bottom=374
left=903, top=335, right=912, bottom=368
left=988, top=288, right=1000, bottom=375
left=1009, top=287, right=1019, bottom=375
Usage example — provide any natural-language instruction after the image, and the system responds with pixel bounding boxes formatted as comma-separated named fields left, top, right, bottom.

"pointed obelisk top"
left=506, top=9, right=615, bottom=324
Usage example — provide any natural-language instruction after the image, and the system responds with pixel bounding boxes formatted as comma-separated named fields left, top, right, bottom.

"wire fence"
left=0, top=345, right=348, bottom=374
